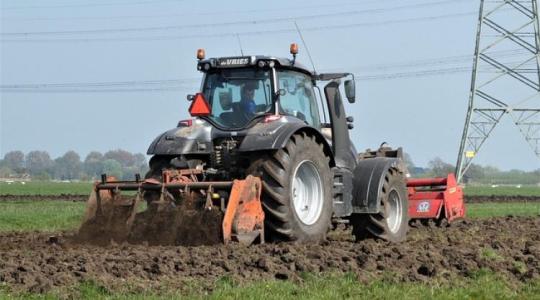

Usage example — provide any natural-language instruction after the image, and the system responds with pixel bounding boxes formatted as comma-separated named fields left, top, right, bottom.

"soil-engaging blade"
left=75, top=174, right=265, bottom=246
left=77, top=189, right=222, bottom=246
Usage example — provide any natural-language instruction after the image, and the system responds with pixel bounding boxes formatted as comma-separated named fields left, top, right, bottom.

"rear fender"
left=351, top=157, right=403, bottom=214
left=238, top=120, right=334, bottom=165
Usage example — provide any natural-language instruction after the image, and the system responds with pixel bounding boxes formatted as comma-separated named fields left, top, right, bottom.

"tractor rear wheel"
left=351, top=167, right=408, bottom=242
left=251, top=133, right=332, bottom=242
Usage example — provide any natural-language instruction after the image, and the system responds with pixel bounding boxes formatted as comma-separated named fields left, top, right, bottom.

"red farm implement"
left=407, top=173, right=465, bottom=223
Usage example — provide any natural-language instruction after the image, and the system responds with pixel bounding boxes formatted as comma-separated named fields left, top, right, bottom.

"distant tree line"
left=404, top=154, right=540, bottom=185
left=0, top=150, right=538, bottom=184
left=0, top=150, right=149, bottom=181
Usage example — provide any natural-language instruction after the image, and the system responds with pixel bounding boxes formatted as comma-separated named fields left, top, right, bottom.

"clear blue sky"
left=1, top=0, right=539, bottom=171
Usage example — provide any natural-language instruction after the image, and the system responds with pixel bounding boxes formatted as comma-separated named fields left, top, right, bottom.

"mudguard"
left=147, top=117, right=333, bottom=158
left=238, top=119, right=332, bottom=156
left=351, top=157, right=403, bottom=214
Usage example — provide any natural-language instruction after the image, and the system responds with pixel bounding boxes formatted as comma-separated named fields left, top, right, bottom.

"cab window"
left=277, top=70, right=321, bottom=128
left=203, top=68, right=272, bottom=128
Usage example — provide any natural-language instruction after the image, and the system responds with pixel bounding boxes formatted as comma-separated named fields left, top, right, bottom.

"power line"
left=1, top=11, right=479, bottom=43
left=1, top=0, right=466, bottom=37
left=337, top=49, right=529, bottom=72
left=2, top=49, right=532, bottom=93
left=0, top=87, right=187, bottom=93
left=0, top=69, right=471, bottom=93
left=0, top=0, right=430, bottom=20
left=0, top=78, right=199, bottom=93
left=355, top=67, right=470, bottom=80
left=0, top=78, right=198, bottom=89
left=1, top=0, right=185, bottom=10
left=0, top=69, right=504, bottom=94
left=0, top=70, right=513, bottom=93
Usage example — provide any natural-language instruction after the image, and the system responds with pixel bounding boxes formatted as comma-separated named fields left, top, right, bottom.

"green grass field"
left=466, top=202, right=540, bottom=218
left=0, top=201, right=85, bottom=232
left=0, top=181, right=92, bottom=195
left=463, top=185, right=540, bottom=197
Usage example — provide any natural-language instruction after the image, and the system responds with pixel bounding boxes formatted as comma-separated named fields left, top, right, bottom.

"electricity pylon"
left=456, top=0, right=540, bottom=183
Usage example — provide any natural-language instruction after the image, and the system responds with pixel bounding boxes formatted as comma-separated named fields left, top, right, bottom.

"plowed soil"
left=1, top=216, right=539, bottom=294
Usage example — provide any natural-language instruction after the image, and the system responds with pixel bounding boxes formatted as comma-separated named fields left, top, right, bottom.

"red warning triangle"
left=189, top=93, right=212, bottom=116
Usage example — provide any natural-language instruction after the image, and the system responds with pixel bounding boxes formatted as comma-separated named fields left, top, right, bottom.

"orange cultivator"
left=407, top=173, right=466, bottom=223
left=79, top=172, right=265, bottom=246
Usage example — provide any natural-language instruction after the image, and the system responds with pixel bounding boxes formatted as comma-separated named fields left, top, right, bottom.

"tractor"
left=80, top=44, right=464, bottom=246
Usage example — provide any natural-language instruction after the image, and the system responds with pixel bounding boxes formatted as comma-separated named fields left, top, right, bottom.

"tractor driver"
left=239, top=81, right=257, bottom=116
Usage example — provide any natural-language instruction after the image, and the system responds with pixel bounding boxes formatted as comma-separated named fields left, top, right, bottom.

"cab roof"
left=197, top=55, right=314, bottom=77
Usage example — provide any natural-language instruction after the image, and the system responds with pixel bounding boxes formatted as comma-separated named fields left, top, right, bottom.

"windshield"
left=202, top=68, right=273, bottom=129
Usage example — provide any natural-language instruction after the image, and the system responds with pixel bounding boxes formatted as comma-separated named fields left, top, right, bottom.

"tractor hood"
left=146, top=116, right=323, bottom=156
left=147, top=119, right=213, bottom=155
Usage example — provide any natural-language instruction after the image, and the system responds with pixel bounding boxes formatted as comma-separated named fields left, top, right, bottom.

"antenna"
left=294, top=21, right=317, bottom=73
left=236, top=33, right=244, bottom=56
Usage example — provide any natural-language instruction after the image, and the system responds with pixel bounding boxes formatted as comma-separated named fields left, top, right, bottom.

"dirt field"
left=0, top=216, right=538, bottom=294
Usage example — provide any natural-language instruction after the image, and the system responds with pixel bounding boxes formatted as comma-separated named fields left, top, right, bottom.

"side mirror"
left=344, top=80, right=356, bottom=103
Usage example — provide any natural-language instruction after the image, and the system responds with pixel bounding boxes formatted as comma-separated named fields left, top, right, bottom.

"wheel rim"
left=291, top=160, right=324, bottom=225
left=386, top=189, right=403, bottom=234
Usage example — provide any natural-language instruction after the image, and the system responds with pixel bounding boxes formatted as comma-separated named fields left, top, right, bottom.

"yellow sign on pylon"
left=465, top=151, right=475, bottom=158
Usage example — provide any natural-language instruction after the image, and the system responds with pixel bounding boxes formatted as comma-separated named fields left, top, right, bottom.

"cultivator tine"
left=82, top=188, right=98, bottom=223
left=82, top=183, right=114, bottom=222
left=126, top=188, right=143, bottom=229
left=205, top=185, right=214, bottom=210
left=154, top=184, right=174, bottom=212
left=95, top=187, right=103, bottom=217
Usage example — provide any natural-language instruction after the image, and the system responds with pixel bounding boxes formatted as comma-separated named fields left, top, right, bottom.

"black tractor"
left=139, top=45, right=409, bottom=243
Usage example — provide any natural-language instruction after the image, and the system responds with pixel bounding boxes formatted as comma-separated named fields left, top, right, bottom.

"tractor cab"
left=192, top=46, right=354, bottom=133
